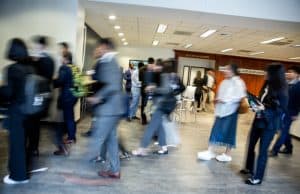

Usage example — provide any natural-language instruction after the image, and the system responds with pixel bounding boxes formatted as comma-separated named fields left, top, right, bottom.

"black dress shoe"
left=240, top=169, right=252, bottom=175
left=153, top=149, right=168, bottom=155
left=269, top=151, right=278, bottom=157
left=279, top=148, right=293, bottom=155
left=81, top=130, right=92, bottom=137
left=245, top=178, right=262, bottom=185
left=132, top=116, right=140, bottom=120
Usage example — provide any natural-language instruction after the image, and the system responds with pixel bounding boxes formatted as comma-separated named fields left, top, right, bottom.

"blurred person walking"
left=270, top=66, right=300, bottom=156
left=123, top=63, right=134, bottom=118
left=240, top=63, right=288, bottom=185
left=24, top=36, right=54, bottom=157
left=193, top=71, right=204, bottom=111
left=0, top=38, right=30, bottom=184
left=132, top=59, right=184, bottom=156
left=87, top=38, right=125, bottom=179
left=197, top=64, right=246, bottom=162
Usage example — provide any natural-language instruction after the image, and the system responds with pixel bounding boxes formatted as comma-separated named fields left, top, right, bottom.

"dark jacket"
left=53, top=65, right=76, bottom=107
left=193, top=78, right=204, bottom=95
left=287, top=81, right=300, bottom=117
left=0, top=63, right=27, bottom=106
left=123, top=69, right=132, bottom=92
left=32, top=53, right=54, bottom=81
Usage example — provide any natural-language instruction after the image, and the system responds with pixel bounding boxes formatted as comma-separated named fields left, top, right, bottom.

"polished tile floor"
left=0, top=111, right=299, bottom=194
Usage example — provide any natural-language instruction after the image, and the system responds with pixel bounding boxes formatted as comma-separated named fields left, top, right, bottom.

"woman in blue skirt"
left=197, top=64, right=246, bottom=162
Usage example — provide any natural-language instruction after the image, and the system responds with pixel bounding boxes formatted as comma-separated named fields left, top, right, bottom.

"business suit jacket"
left=94, top=52, right=125, bottom=116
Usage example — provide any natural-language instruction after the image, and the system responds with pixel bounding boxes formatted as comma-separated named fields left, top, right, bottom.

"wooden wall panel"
left=175, top=50, right=300, bottom=96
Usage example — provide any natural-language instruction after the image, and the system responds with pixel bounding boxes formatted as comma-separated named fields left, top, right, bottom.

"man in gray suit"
left=87, top=38, right=124, bottom=179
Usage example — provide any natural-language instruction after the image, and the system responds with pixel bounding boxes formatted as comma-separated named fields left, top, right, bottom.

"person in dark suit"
left=24, top=36, right=54, bottom=157
left=271, top=66, right=300, bottom=156
left=87, top=38, right=125, bottom=179
left=241, top=63, right=288, bottom=185
left=0, top=38, right=30, bottom=184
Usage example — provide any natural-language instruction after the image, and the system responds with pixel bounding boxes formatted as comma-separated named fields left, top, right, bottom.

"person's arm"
left=53, top=66, right=67, bottom=88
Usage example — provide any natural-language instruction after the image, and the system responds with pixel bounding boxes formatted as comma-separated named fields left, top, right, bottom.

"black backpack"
left=21, top=73, right=52, bottom=116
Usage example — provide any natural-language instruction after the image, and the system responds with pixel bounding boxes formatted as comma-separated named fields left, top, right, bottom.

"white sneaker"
left=216, top=153, right=232, bottom=162
left=197, top=150, right=216, bottom=161
left=3, top=175, right=29, bottom=185
left=132, top=148, right=148, bottom=156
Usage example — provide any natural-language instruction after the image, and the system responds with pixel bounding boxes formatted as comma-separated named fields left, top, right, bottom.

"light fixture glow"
left=157, top=24, right=167, bottom=33
left=260, top=37, right=285, bottom=44
left=114, top=25, right=120, bottom=30
left=184, top=44, right=192, bottom=49
left=123, top=42, right=128, bottom=45
left=200, top=29, right=216, bottom=38
left=221, top=48, right=233, bottom=53
left=249, top=51, right=265, bottom=56
left=118, top=32, right=124, bottom=37
left=152, top=40, right=159, bottom=46
left=293, top=44, right=300, bottom=47
left=108, top=15, right=116, bottom=20
left=288, top=56, right=300, bottom=60
left=121, top=38, right=126, bottom=42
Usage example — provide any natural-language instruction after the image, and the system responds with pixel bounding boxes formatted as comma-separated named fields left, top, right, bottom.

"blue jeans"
left=88, top=116, right=121, bottom=173
left=272, top=113, right=293, bottom=153
left=129, top=87, right=141, bottom=118
left=62, top=100, right=77, bottom=140
left=245, top=117, right=277, bottom=180
left=141, top=109, right=166, bottom=147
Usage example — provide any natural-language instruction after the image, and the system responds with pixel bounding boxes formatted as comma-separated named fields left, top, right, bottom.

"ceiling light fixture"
left=249, top=51, right=265, bottom=56
left=121, top=38, right=126, bottom=42
left=157, top=24, right=167, bottom=33
left=114, top=25, right=120, bottom=30
left=118, top=32, right=124, bottom=37
left=221, top=48, right=233, bottom=53
left=108, top=15, right=116, bottom=20
left=292, top=44, right=300, bottom=47
left=184, top=44, right=192, bottom=49
left=288, top=56, right=300, bottom=60
left=152, top=40, right=159, bottom=46
left=123, top=42, right=128, bottom=46
left=200, top=29, right=216, bottom=38
left=260, top=37, right=285, bottom=44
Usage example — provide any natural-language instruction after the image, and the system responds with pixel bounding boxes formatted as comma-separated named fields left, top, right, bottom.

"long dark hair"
left=6, top=38, right=29, bottom=63
left=265, top=63, right=288, bottom=95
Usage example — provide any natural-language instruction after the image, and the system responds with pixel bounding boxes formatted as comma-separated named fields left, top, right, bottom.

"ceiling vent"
left=165, top=42, right=180, bottom=46
left=268, top=40, right=293, bottom=46
left=173, top=30, right=193, bottom=36
left=237, top=49, right=253, bottom=53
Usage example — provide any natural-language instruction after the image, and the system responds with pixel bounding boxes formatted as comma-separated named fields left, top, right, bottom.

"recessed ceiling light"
left=157, top=24, right=167, bottom=33
left=121, top=38, right=126, bottom=42
left=152, top=40, right=159, bottom=46
left=249, top=51, right=265, bottom=56
left=114, top=25, right=120, bottom=30
left=292, top=44, right=300, bottom=47
left=260, top=37, right=285, bottom=44
left=288, top=56, right=300, bottom=60
left=108, top=15, right=116, bottom=20
left=123, top=42, right=128, bottom=45
left=200, top=29, right=216, bottom=38
left=184, top=43, right=192, bottom=49
left=221, top=48, right=233, bottom=53
left=118, top=32, right=124, bottom=37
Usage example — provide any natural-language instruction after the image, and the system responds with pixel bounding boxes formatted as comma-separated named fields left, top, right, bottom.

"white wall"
left=0, top=0, right=85, bottom=121
left=117, top=46, right=174, bottom=69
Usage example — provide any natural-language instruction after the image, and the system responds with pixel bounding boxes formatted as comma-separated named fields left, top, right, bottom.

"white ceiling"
left=83, top=1, right=300, bottom=62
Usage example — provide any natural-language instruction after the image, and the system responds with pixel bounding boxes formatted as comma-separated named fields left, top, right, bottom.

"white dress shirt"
left=215, top=76, right=246, bottom=118
left=131, top=68, right=141, bottom=88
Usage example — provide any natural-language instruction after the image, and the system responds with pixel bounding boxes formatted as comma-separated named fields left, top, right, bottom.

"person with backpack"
left=0, top=38, right=30, bottom=184
left=132, top=59, right=185, bottom=156
left=24, top=36, right=54, bottom=157
left=53, top=51, right=78, bottom=153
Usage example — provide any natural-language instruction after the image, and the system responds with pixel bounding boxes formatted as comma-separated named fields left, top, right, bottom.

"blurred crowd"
left=0, top=36, right=299, bottom=186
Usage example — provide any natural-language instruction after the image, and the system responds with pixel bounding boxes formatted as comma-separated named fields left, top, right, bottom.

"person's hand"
left=87, top=97, right=101, bottom=105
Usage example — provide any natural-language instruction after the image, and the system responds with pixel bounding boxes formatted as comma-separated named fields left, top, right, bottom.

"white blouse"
left=215, top=76, right=246, bottom=118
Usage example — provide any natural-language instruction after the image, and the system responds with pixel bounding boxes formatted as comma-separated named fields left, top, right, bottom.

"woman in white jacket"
left=197, top=64, right=246, bottom=162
